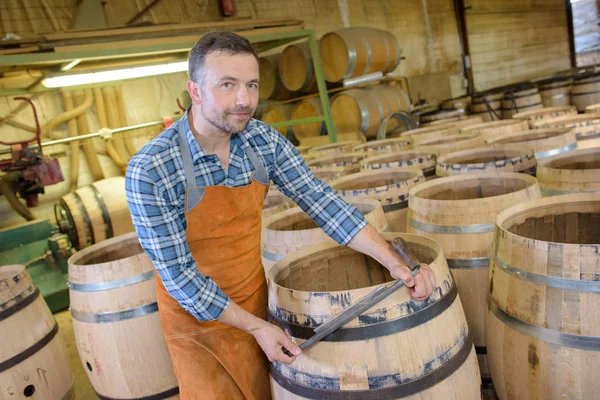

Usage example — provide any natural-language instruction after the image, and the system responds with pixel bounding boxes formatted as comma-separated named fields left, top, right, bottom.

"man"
left=125, top=31, right=436, bottom=399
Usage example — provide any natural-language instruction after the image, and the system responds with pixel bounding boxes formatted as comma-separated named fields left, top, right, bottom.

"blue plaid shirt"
left=125, top=112, right=367, bottom=322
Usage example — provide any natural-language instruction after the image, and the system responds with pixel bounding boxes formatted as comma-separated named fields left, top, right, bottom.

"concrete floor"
left=55, top=310, right=98, bottom=400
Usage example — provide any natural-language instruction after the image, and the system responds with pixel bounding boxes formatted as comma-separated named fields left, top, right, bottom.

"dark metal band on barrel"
left=71, top=302, right=159, bottom=323
left=446, top=257, right=490, bottom=270
left=576, top=132, right=600, bottom=141
left=268, top=282, right=457, bottom=342
left=71, top=191, right=95, bottom=246
left=408, top=218, right=495, bottom=234
left=0, top=322, right=58, bottom=373
left=0, top=287, right=39, bottom=322
left=491, top=252, right=600, bottom=292
left=68, top=270, right=155, bottom=292
left=382, top=198, right=408, bottom=213
left=89, top=184, right=114, bottom=240
left=422, top=166, right=436, bottom=178
left=95, top=386, right=180, bottom=400
left=572, top=90, right=600, bottom=96
left=270, top=331, right=474, bottom=399
left=489, top=298, right=600, bottom=351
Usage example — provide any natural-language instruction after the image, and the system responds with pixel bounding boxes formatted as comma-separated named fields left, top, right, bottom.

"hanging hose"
left=62, top=91, right=80, bottom=192
left=74, top=89, right=104, bottom=181
left=42, top=89, right=93, bottom=138
left=103, top=86, right=130, bottom=162
left=93, top=88, right=127, bottom=174
left=115, top=86, right=137, bottom=157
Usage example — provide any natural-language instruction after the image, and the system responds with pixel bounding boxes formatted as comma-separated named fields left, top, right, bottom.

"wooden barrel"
left=436, top=146, right=537, bottom=177
left=364, top=85, right=411, bottom=133
left=586, top=103, right=600, bottom=117
left=263, top=189, right=296, bottom=221
left=352, top=137, right=412, bottom=156
left=306, top=153, right=365, bottom=182
left=261, top=198, right=387, bottom=277
left=261, top=104, right=295, bottom=136
left=400, top=125, right=458, bottom=145
left=279, top=43, right=316, bottom=93
left=0, top=265, right=74, bottom=400
left=319, top=27, right=401, bottom=83
left=68, top=233, right=179, bottom=400
left=441, top=95, right=471, bottom=110
left=58, top=176, right=134, bottom=250
left=291, top=97, right=326, bottom=141
left=487, top=193, right=600, bottom=400
left=330, top=168, right=424, bottom=232
left=571, top=72, right=600, bottom=112
left=502, top=85, right=543, bottom=119
left=460, top=120, right=529, bottom=142
left=308, top=141, right=360, bottom=158
left=417, top=133, right=485, bottom=157
left=268, top=233, right=481, bottom=399
left=487, top=127, right=577, bottom=159
left=360, top=150, right=437, bottom=179
left=536, top=148, right=600, bottom=196
left=470, top=91, right=504, bottom=122
left=512, top=105, right=578, bottom=127
left=533, top=114, right=600, bottom=150
left=427, top=115, right=484, bottom=130
left=408, top=172, right=542, bottom=383
left=536, top=77, right=572, bottom=107
left=259, top=55, right=292, bottom=100
left=420, top=109, right=465, bottom=126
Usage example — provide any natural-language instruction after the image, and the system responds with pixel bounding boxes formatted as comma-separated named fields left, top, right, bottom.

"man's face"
left=191, top=52, right=259, bottom=134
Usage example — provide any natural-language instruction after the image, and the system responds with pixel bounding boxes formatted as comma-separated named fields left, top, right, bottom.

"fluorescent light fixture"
left=60, top=59, right=81, bottom=71
left=43, top=61, right=188, bottom=88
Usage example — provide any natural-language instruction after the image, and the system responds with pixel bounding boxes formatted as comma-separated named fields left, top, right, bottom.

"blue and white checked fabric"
left=125, top=112, right=367, bottom=322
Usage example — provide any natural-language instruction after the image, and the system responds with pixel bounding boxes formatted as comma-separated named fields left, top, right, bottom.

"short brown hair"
left=188, top=31, right=258, bottom=84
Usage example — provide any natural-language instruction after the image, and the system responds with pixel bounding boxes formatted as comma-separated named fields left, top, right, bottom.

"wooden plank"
left=0, top=45, right=40, bottom=55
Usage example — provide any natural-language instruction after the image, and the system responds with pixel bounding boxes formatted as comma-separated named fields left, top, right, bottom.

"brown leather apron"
left=155, top=122, right=271, bottom=399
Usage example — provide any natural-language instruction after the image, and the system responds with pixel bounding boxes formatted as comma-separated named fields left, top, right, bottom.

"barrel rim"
left=400, top=125, right=455, bottom=138
left=306, top=152, right=365, bottom=167
left=495, top=192, right=600, bottom=247
left=512, top=105, right=577, bottom=120
left=268, top=232, right=444, bottom=294
left=67, top=231, right=142, bottom=269
left=417, top=132, right=482, bottom=147
left=487, top=127, right=573, bottom=146
left=437, top=145, right=535, bottom=167
left=352, top=137, right=412, bottom=152
left=460, top=119, right=527, bottom=133
left=537, top=147, right=600, bottom=172
left=533, top=114, right=600, bottom=128
left=329, top=166, right=424, bottom=191
left=308, top=141, right=359, bottom=153
left=408, top=171, right=540, bottom=205
left=0, top=264, right=27, bottom=283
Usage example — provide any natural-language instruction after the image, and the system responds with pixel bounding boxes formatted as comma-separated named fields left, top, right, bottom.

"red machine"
left=0, top=97, right=64, bottom=213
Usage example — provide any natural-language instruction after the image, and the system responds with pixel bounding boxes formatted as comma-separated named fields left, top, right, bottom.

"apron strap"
left=177, top=121, right=206, bottom=213
left=243, top=145, right=269, bottom=185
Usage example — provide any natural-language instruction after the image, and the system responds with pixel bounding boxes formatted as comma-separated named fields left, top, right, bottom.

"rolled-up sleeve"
left=125, top=156, right=230, bottom=321
left=269, top=133, right=367, bottom=245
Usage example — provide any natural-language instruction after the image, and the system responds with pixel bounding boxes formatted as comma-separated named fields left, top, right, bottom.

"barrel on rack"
left=352, top=137, right=412, bottom=156
left=268, top=233, right=481, bottom=399
left=512, top=105, right=578, bottom=127
left=319, top=27, right=402, bottom=83
left=330, top=168, right=424, bottom=232
left=436, top=146, right=537, bottom=177
left=536, top=148, right=600, bottom=196
left=501, top=84, right=543, bottom=120
left=279, top=43, right=316, bottom=93
left=68, top=232, right=179, bottom=400
left=535, top=76, right=572, bottom=107
left=364, top=85, right=411, bottom=133
left=571, top=72, right=600, bottom=112
left=408, top=173, right=542, bottom=386
left=291, top=97, right=326, bottom=141
left=261, top=198, right=387, bottom=277
left=360, top=150, right=437, bottom=179
left=470, top=91, right=504, bottom=122
left=487, top=128, right=577, bottom=160
left=259, top=55, right=292, bottom=100
left=417, top=133, right=485, bottom=157
left=260, top=104, right=296, bottom=136
left=57, top=176, right=134, bottom=250
left=487, top=193, right=600, bottom=400
left=0, top=265, right=74, bottom=400
left=460, top=120, right=529, bottom=142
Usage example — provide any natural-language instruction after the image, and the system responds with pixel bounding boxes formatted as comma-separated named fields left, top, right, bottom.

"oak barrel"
left=400, top=125, right=458, bottom=145
left=0, top=265, right=74, bottom=400
left=259, top=55, right=292, bottom=100
left=58, top=176, right=134, bottom=250
left=261, top=104, right=295, bottom=136
left=536, top=148, right=600, bottom=196
left=68, top=233, right=179, bottom=400
left=532, top=114, right=600, bottom=150
left=352, top=137, right=412, bottom=156
left=512, top=106, right=577, bottom=128
left=487, top=128, right=577, bottom=159
left=470, top=91, right=504, bottom=122
left=417, top=133, right=485, bottom=157
left=501, top=85, right=543, bottom=120
left=360, top=150, right=437, bottom=179
left=306, top=153, right=365, bottom=182
left=291, top=98, right=326, bottom=141
left=420, top=109, right=465, bottom=126
left=319, top=27, right=401, bottom=83
left=307, top=141, right=361, bottom=158
left=535, top=77, right=572, bottom=107
left=571, top=72, right=600, bottom=112
left=279, top=43, right=316, bottom=93
left=487, top=193, right=600, bottom=400
left=268, top=233, right=481, bottom=399
left=586, top=103, right=600, bottom=116
left=408, top=173, right=542, bottom=382
left=460, top=120, right=529, bottom=142
left=330, top=168, right=424, bottom=232
left=261, top=198, right=387, bottom=277
left=436, top=146, right=537, bottom=177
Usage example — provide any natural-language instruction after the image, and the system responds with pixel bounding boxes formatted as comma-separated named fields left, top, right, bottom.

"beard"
left=200, top=100, right=254, bottom=134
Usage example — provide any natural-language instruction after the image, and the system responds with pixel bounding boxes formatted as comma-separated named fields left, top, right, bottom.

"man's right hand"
left=250, top=321, right=302, bottom=365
